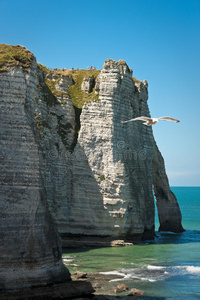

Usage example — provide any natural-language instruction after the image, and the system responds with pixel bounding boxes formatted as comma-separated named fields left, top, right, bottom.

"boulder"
left=128, top=288, right=144, bottom=296
left=73, top=271, right=88, bottom=279
left=112, top=283, right=128, bottom=293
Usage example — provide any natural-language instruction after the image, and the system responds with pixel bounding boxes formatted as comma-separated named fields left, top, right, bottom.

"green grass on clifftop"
left=68, top=69, right=100, bottom=108
left=132, top=77, right=141, bottom=84
left=0, top=44, right=35, bottom=72
left=38, top=64, right=101, bottom=109
left=0, top=44, right=141, bottom=108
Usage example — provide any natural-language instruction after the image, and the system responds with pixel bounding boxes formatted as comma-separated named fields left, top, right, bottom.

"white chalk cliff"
left=0, top=44, right=184, bottom=283
left=0, top=56, right=71, bottom=292
left=32, top=57, right=183, bottom=243
left=65, top=59, right=184, bottom=243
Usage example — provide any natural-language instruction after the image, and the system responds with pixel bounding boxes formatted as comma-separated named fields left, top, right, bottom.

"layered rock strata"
left=68, top=60, right=155, bottom=240
left=81, top=76, right=95, bottom=93
left=66, top=59, right=184, bottom=240
left=152, top=143, right=184, bottom=232
left=51, top=58, right=183, bottom=242
left=0, top=56, right=71, bottom=292
left=0, top=44, right=184, bottom=264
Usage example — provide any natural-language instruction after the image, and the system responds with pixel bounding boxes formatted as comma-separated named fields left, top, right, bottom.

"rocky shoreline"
left=0, top=271, right=168, bottom=299
left=71, top=271, right=168, bottom=300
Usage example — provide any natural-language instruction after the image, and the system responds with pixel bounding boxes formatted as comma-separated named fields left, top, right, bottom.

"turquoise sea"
left=63, top=187, right=200, bottom=299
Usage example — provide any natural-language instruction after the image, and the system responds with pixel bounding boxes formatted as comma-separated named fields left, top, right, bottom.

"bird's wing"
left=121, top=116, right=151, bottom=123
left=158, top=116, right=180, bottom=123
left=134, top=116, right=152, bottom=121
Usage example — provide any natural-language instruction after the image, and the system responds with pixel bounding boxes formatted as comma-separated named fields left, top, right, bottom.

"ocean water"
left=63, top=187, right=200, bottom=299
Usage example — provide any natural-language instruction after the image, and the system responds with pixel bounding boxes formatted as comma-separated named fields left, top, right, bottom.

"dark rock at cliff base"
left=0, top=281, right=95, bottom=299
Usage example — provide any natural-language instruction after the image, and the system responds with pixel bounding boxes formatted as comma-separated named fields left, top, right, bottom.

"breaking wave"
left=103, top=264, right=200, bottom=283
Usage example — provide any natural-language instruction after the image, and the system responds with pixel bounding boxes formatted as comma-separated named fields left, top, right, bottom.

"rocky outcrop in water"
left=152, top=142, right=184, bottom=232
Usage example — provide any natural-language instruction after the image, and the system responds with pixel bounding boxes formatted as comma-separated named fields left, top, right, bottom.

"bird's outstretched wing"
left=158, top=116, right=180, bottom=123
left=121, top=116, right=151, bottom=124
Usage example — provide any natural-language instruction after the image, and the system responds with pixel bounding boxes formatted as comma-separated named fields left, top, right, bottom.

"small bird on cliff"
left=121, top=116, right=180, bottom=126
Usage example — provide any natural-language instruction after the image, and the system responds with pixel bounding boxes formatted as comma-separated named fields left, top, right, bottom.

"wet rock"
left=128, top=288, right=144, bottom=296
left=92, top=296, right=109, bottom=300
left=112, top=283, right=128, bottom=293
left=0, top=281, right=95, bottom=299
left=111, top=240, right=133, bottom=247
left=74, top=271, right=88, bottom=278
left=92, top=282, right=101, bottom=289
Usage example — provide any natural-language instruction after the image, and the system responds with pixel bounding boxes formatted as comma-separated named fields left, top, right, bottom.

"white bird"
left=121, top=116, right=180, bottom=126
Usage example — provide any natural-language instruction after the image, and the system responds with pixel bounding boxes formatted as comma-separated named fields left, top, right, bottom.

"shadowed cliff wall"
left=0, top=49, right=70, bottom=291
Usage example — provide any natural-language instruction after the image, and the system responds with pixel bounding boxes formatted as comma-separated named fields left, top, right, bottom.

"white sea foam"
left=99, top=271, right=126, bottom=277
left=172, top=265, right=200, bottom=276
left=160, top=231, right=178, bottom=234
left=109, top=266, right=168, bottom=283
left=147, top=265, right=166, bottom=270
left=186, top=266, right=200, bottom=274
left=63, top=259, right=74, bottom=262
left=110, top=273, right=143, bottom=282
left=141, top=277, right=157, bottom=282
left=109, top=278, right=123, bottom=282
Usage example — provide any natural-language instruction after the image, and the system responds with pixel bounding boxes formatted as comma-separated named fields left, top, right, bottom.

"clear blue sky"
left=1, top=0, right=200, bottom=186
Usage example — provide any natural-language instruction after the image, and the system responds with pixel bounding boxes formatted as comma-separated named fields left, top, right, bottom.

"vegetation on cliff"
left=67, top=69, right=100, bottom=108
left=37, top=63, right=70, bottom=99
left=38, top=63, right=100, bottom=108
left=0, top=43, right=141, bottom=110
left=132, top=77, right=141, bottom=84
left=0, top=44, right=35, bottom=72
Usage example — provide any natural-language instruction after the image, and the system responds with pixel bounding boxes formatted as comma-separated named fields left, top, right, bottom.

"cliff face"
left=33, top=57, right=183, bottom=243
left=0, top=50, right=70, bottom=291
left=0, top=44, right=184, bottom=263
left=67, top=59, right=184, bottom=242
left=152, top=142, right=184, bottom=232
left=69, top=60, right=155, bottom=240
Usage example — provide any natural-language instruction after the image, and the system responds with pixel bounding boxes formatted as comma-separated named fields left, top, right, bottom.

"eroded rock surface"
left=152, top=142, right=184, bottom=232
left=81, top=75, right=95, bottom=93
left=0, top=43, right=184, bottom=275
left=68, top=59, right=155, bottom=240
left=0, top=57, right=70, bottom=291
left=64, top=59, right=183, bottom=241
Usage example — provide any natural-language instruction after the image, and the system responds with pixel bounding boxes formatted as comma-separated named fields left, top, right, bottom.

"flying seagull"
left=121, top=116, right=180, bottom=126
